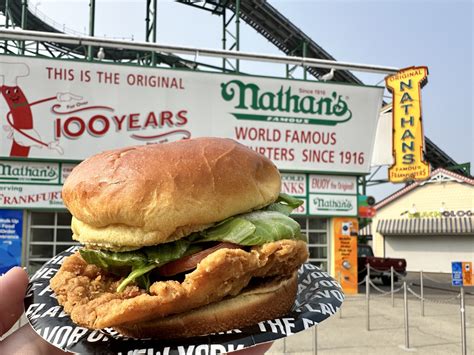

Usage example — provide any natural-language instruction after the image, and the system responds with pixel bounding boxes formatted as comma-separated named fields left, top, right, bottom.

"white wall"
left=385, top=235, right=474, bottom=273
left=372, top=178, right=474, bottom=258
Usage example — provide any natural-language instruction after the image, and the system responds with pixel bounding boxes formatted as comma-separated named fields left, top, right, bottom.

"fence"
left=281, top=265, right=462, bottom=354
left=339, top=264, right=469, bottom=355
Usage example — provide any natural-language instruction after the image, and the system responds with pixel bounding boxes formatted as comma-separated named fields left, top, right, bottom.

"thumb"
left=0, top=267, right=28, bottom=337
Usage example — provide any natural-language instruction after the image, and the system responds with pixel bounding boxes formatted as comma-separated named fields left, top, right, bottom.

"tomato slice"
left=158, top=242, right=241, bottom=277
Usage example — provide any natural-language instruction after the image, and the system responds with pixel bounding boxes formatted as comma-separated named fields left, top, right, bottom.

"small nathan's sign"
left=281, top=173, right=307, bottom=196
left=0, top=184, right=63, bottom=208
left=309, top=174, right=356, bottom=195
left=309, top=194, right=357, bottom=216
left=0, top=160, right=60, bottom=184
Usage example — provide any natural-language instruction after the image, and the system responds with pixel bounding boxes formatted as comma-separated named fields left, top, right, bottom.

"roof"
left=359, top=223, right=372, bottom=236
left=376, top=217, right=474, bottom=235
left=375, top=168, right=474, bottom=211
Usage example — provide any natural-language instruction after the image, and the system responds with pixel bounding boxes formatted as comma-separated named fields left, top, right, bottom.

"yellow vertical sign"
left=385, top=66, right=430, bottom=182
left=333, top=217, right=358, bottom=294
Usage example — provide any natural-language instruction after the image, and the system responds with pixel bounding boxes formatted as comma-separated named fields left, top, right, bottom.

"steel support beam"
left=302, top=40, right=308, bottom=80
left=87, top=0, right=95, bottom=60
left=145, top=0, right=157, bottom=42
left=286, top=40, right=308, bottom=79
left=20, top=0, right=27, bottom=53
left=145, top=0, right=157, bottom=65
left=222, top=0, right=240, bottom=72
left=3, top=0, right=11, bottom=53
left=0, top=29, right=400, bottom=74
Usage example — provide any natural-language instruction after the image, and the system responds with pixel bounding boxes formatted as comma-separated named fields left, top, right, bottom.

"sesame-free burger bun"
left=62, top=137, right=281, bottom=250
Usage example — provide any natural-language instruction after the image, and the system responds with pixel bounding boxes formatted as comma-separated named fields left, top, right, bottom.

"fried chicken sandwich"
left=50, top=137, right=308, bottom=338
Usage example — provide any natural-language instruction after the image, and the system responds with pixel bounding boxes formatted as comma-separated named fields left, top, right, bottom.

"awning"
left=376, top=217, right=474, bottom=235
left=359, top=223, right=372, bottom=236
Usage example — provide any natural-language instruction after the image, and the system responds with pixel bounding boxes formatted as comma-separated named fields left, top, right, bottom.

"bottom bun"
left=115, top=272, right=298, bottom=339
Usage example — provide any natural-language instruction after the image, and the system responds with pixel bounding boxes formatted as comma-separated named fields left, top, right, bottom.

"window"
left=26, top=211, right=78, bottom=275
left=357, top=245, right=373, bottom=258
left=294, top=217, right=329, bottom=271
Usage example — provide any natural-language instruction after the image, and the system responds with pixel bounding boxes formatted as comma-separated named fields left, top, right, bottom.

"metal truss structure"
left=0, top=0, right=228, bottom=70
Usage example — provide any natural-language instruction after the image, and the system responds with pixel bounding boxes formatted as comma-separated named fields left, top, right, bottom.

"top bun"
left=62, top=137, right=281, bottom=250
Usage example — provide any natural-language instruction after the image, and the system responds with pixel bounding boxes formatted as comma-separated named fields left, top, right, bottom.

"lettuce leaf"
left=264, top=193, right=304, bottom=215
left=135, top=274, right=151, bottom=291
left=194, top=210, right=302, bottom=245
left=81, top=240, right=193, bottom=292
left=241, top=210, right=303, bottom=243
left=79, top=249, right=147, bottom=271
left=117, top=264, right=158, bottom=292
left=193, top=217, right=256, bottom=245
left=117, top=240, right=193, bottom=292
left=144, top=239, right=191, bottom=264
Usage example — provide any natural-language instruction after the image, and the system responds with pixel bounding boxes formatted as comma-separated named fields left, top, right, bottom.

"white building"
left=369, top=168, right=473, bottom=273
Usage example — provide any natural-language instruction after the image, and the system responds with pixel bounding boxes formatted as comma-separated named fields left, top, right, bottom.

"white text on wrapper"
left=117, top=344, right=245, bottom=355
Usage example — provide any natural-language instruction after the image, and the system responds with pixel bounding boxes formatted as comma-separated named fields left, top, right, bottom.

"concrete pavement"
left=267, top=290, right=473, bottom=354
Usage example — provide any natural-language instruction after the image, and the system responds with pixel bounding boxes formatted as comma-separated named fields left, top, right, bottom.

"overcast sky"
left=20, top=0, right=474, bottom=199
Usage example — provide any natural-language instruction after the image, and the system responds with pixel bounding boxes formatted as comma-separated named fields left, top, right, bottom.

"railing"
left=24, top=1, right=134, bottom=40
left=338, top=264, right=469, bottom=354
left=27, top=0, right=86, bottom=37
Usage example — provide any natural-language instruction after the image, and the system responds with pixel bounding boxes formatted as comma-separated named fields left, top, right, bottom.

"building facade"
left=370, top=168, right=474, bottom=273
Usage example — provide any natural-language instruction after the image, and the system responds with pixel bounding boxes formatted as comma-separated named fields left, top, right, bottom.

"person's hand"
left=0, top=267, right=68, bottom=355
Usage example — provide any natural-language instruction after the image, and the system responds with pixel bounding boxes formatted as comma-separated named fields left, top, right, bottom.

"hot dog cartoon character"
left=0, top=62, right=80, bottom=157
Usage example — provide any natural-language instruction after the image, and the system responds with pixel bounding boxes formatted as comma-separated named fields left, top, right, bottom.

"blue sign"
left=0, top=210, right=23, bottom=274
left=451, top=262, right=463, bottom=286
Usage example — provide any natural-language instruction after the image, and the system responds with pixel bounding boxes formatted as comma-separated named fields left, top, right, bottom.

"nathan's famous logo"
left=0, top=162, right=58, bottom=182
left=220, top=79, right=352, bottom=125
left=313, top=197, right=353, bottom=212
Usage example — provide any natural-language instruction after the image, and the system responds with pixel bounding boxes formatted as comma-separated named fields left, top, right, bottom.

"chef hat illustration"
left=0, top=62, right=29, bottom=86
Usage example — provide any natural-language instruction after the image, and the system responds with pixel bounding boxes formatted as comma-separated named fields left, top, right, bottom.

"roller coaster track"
left=0, top=0, right=218, bottom=69
left=0, top=0, right=467, bottom=174
left=179, top=0, right=362, bottom=83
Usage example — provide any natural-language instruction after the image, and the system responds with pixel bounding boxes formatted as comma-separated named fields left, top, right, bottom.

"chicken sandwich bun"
left=50, top=137, right=308, bottom=338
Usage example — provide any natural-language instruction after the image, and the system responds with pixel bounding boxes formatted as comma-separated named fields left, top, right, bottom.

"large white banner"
left=0, top=56, right=383, bottom=173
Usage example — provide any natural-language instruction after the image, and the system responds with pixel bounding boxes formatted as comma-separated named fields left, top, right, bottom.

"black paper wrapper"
left=25, top=246, right=344, bottom=354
